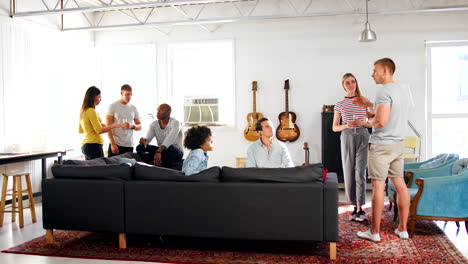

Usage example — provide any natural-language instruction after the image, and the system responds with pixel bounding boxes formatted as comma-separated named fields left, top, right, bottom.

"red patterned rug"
left=2, top=205, right=467, bottom=264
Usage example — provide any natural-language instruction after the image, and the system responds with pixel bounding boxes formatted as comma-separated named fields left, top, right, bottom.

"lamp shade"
left=359, top=22, right=377, bottom=42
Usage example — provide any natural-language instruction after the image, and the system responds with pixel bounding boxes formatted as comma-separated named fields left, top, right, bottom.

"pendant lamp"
left=359, top=0, right=377, bottom=42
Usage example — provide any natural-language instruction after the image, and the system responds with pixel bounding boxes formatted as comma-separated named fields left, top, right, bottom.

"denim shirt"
left=182, top=148, right=209, bottom=176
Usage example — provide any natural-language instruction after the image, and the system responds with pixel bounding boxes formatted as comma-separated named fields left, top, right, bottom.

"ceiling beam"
left=11, top=0, right=254, bottom=17
left=61, top=5, right=468, bottom=31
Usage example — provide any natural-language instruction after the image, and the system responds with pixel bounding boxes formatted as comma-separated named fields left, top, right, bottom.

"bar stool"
left=0, top=171, right=37, bottom=228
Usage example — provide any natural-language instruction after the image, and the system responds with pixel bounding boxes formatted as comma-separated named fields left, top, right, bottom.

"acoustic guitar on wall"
left=303, top=142, right=310, bottom=166
left=244, top=81, right=264, bottom=141
left=276, top=79, right=300, bottom=142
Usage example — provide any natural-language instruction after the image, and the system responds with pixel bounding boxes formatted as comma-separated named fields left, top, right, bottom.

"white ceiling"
left=11, top=0, right=468, bottom=31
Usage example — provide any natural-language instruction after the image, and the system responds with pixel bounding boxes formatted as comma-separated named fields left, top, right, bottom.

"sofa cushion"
left=62, top=158, right=107, bottom=166
left=134, top=163, right=220, bottom=182
left=221, top=164, right=324, bottom=183
left=452, top=158, right=468, bottom=175
left=52, top=164, right=132, bottom=180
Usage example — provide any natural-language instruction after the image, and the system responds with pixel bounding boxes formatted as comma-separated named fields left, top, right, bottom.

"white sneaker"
left=357, top=229, right=381, bottom=242
left=395, top=228, right=409, bottom=239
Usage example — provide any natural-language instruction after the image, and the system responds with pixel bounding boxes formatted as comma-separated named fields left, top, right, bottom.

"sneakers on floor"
left=355, top=211, right=368, bottom=222
left=349, top=207, right=358, bottom=221
left=395, top=228, right=409, bottom=239
left=357, top=229, right=381, bottom=242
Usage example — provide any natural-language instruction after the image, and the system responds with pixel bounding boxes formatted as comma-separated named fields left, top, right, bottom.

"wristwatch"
left=131, top=125, right=136, bottom=130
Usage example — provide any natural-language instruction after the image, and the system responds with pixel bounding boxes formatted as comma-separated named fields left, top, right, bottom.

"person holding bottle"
left=333, top=73, right=372, bottom=222
left=79, top=86, right=128, bottom=160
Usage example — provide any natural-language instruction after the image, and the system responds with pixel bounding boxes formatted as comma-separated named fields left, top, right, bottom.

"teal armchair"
left=409, top=168, right=468, bottom=237
left=388, top=157, right=461, bottom=222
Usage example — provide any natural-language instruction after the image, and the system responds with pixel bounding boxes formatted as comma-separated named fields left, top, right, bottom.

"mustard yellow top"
left=79, top=108, right=104, bottom=145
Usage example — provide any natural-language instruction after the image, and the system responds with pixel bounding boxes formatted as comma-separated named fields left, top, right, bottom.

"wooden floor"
left=0, top=194, right=466, bottom=264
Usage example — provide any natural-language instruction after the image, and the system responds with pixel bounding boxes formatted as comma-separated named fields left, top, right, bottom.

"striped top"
left=334, top=96, right=367, bottom=127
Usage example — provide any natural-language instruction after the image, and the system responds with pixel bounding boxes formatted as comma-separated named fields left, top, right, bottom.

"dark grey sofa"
left=42, top=156, right=338, bottom=259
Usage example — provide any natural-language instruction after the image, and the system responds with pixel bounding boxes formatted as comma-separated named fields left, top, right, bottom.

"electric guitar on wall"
left=244, top=81, right=264, bottom=141
left=276, top=79, right=300, bottom=142
left=303, top=142, right=310, bottom=166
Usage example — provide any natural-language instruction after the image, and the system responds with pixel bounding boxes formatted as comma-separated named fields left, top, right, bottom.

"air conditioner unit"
left=184, top=97, right=219, bottom=124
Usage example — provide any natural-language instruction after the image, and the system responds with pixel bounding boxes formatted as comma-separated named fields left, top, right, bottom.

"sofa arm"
left=42, top=178, right=125, bottom=233
left=411, top=172, right=468, bottom=218
left=323, top=172, right=338, bottom=242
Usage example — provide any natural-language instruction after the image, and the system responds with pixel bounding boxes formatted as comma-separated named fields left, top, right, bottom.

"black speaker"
left=321, top=110, right=344, bottom=183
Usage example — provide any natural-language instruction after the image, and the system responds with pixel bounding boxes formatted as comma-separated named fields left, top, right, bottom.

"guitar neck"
left=284, top=79, right=289, bottom=114
left=253, top=90, right=257, bottom=113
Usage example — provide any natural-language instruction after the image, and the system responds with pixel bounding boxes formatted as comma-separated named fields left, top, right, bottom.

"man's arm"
left=132, top=117, right=142, bottom=131
left=368, top=104, right=391, bottom=128
left=106, top=115, right=119, bottom=154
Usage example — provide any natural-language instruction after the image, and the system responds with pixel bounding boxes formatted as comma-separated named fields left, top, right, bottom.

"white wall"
left=0, top=2, right=97, bottom=192
left=94, top=11, right=468, bottom=167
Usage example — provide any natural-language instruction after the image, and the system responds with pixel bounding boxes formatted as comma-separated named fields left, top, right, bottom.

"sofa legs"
left=119, top=233, right=127, bottom=249
left=45, top=229, right=54, bottom=244
left=329, top=242, right=336, bottom=260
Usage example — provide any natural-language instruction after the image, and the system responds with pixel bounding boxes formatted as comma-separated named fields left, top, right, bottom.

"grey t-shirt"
left=369, top=83, right=409, bottom=145
left=107, top=101, right=140, bottom=147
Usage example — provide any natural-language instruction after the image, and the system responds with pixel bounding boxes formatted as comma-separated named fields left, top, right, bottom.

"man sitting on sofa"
left=246, top=117, right=294, bottom=168
left=137, top=104, right=183, bottom=168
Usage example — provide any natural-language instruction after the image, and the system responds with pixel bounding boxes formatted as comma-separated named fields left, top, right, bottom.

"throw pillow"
left=62, top=158, right=107, bottom=166
left=52, top=163, right=133, bottom=180
left=452, top=158, right=468, bottom=175
left=221, top=164, right=324, bottom=183
left=134, top=163, right=220, bottom=182
left=419, top=154, right=447, bottom=169
left=103, top=153, right=142, bottom=164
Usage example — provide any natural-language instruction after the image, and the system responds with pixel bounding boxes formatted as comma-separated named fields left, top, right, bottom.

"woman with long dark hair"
left=333, top=73, right=372, bottom=222
left=79, top=86, right=127, bottom=159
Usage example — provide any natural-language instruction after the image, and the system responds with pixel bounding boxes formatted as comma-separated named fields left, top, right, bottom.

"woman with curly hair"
left=182, top=126, right=214, bottom=175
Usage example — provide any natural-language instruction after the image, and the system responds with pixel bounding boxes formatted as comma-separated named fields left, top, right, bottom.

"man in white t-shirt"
left=106, top=84, right=142, bottom=157
left=137, top=104, right=183, bottom=169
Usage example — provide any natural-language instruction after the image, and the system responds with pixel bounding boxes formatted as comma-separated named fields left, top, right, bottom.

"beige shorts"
left=368, top=142, right=404, bottom=181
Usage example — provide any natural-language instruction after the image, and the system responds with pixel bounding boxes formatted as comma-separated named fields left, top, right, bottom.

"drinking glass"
left=352, top=115, right=358, bottom=134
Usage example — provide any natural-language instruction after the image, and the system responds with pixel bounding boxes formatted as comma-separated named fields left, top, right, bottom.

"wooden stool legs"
left=0, top=173, right=37, bottom=228
left=25, top=174, right=37, bottom=223
left=0, top=176, right=8, bottom=227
